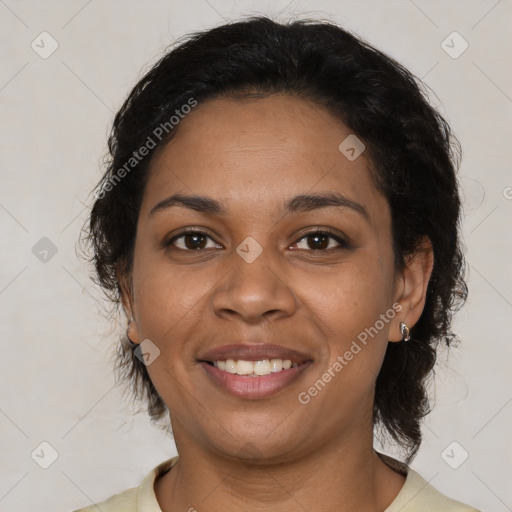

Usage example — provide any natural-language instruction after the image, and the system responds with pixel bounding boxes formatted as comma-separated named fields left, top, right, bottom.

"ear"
left=116, top=263, right=141, bottom=345
left=389, top=236, right=434, bottom=342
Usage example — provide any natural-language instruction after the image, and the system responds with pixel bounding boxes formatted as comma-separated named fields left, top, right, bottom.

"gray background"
left=0, top=1, right=510, bottom=511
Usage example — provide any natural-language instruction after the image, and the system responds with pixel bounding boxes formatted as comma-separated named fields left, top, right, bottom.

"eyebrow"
left=149, top=192, right=370, bottom=223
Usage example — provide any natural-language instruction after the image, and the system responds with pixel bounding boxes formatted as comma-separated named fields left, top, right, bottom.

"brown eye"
left=166, top=230, right=219, bottom=251
left=292, top=230, right=349, bottom=251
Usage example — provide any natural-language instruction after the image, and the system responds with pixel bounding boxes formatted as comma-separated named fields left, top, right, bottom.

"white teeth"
left=270, top=359, right=283, bottom=372
left=225, top=359, right=237, bottom=374
left=236, top=360, right=253, bottom=375
left=254, top=359, right=271, bottom=375
left=212, top=359, right=298, bottom=376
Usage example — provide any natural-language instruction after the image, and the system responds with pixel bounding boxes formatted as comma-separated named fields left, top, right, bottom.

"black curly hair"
left=80, top=15, right=468, bottom=462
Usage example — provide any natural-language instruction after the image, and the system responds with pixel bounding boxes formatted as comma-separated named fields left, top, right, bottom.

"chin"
left=202, top=423, right=310, bottom=464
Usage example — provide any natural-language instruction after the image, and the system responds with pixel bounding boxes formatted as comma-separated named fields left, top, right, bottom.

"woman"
left=75, top=15, right=479, bottom=512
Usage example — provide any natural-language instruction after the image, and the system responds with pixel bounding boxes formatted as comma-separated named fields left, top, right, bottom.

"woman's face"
left=125, top=94, right=407, bottom=461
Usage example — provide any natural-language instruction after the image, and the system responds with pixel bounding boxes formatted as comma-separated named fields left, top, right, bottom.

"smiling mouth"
left=197, top=343, right=313, bottom=398
left=199, top=356, right=313, bottom=399
left=202, top=358, right=300, bottom=377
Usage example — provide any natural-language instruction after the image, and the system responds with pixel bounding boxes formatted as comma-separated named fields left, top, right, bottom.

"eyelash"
left=164, top=228, right=350, bottom=253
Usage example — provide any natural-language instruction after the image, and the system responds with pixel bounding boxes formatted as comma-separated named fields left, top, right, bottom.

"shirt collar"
left=136, top=456, right=179, bottom=511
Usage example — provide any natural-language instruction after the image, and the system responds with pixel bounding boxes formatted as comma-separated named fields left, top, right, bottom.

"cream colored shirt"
left=73, top=456, right=480, bottom=512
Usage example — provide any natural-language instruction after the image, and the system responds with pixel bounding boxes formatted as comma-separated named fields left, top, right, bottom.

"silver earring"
left=400, top=321, right=410, bottom=342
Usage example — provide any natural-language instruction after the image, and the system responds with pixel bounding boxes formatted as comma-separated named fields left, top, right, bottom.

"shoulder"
left=72, top=487, right=138, bottom=512
left=386, top=468, right=481, bottom=512
left=72, top=456, right=179, bottom=512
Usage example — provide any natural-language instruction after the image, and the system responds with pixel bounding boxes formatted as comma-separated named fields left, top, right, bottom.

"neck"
left=155, top=429, right=406, bottom=512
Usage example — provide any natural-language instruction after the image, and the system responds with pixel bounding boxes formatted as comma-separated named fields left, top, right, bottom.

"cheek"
left=133, top=270, right=205, bottom=343
left=317, top=259, right=392, bottom=323
left=309, top=258, right=394, bottom=371
left=131, top=250, right=224, bottom=371
left=133, top=238, right=205, bottom=317
left=298, top=274, right=393, bottom=420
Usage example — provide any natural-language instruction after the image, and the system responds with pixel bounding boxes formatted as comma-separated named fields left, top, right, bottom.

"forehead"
left=140, top=94, right=388, bottom=225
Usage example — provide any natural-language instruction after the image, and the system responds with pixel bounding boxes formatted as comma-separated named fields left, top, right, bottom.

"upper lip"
left=198, top=343, right=313, bottom=363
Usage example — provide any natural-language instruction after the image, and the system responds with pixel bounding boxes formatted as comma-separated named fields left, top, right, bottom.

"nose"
left=211, top=249, right=298, bottom=325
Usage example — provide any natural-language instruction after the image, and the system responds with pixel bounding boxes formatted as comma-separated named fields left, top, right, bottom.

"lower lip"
left=200, top=362, right=312, bottom=399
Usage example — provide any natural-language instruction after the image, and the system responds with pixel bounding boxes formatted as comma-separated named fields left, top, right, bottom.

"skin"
left=119, top=94, right=434, bottom=512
